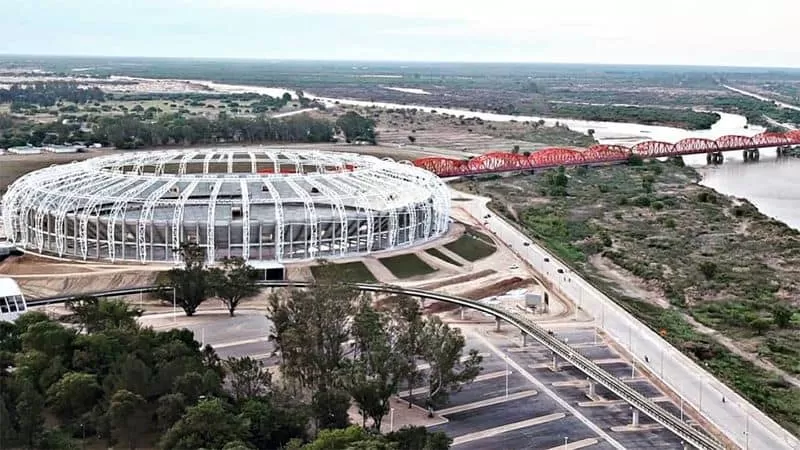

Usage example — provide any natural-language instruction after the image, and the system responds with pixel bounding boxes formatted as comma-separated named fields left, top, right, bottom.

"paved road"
left=458, top=189, right=799, bottom=450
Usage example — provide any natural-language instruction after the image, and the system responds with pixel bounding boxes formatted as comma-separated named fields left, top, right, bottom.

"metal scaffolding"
left=1, top=148, right=451, bottom=264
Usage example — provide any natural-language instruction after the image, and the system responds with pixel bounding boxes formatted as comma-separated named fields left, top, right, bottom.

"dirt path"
left=589, top=254, right=670, bottom=308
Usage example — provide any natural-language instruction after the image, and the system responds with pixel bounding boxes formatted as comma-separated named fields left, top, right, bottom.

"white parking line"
left=211, top=337, right=270, bottom=349
left=469, top=330, right=625, bottom=450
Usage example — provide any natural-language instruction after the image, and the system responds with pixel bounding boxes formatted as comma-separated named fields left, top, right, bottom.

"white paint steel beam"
left=206, top=180, right=223, bottom=263
left=240, top=180, right=250, bottom=260
left=138, top=179, right=180, bottom=263
left=171, top=180, right=199, bottom=263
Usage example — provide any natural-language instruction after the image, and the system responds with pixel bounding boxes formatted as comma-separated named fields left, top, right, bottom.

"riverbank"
left=453, top=160, right=800, bottom=434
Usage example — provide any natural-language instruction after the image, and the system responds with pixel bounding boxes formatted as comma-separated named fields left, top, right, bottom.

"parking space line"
left=545, top=438, right=599, bottom=450
left=436, top=389, right=538, bottom=416
left=397, top=370, right=511, bottom=398
left=452, top=413, right=566, bottom=446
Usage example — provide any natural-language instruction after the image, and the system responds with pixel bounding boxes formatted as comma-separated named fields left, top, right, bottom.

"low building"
left=0, top=278, right=26, bottom=323
left=6, top=146, right=42, bottom=155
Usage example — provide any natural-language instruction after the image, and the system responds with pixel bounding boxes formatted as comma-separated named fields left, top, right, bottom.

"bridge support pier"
left=706, top=152, right=724, bottom=164
left=631, top=408, right=640, bottom=427
left=495, top=317, right=502, bottom=332
left=743, top=149, right=760, bottom=162
left=551, top=354, right=559, bottom=371
left=587, top=379, right=596, bottom=399
left=521, top=332, right=527, bottom=347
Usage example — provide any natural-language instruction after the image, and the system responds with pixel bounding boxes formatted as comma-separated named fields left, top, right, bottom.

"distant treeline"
left=540, top=104, right=720, bottom=130
left=0, top=112, right=336, bottom=149
left=0, top=82, right=105, bottom=107
left=712, top=96, right=800, bottom=129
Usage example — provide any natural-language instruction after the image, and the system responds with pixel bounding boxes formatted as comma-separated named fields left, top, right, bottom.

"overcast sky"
left=4, top=0, right=798, bottom=67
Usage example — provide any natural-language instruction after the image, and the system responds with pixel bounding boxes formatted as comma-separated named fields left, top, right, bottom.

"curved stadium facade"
left=1, top=149, right=451, bottom=264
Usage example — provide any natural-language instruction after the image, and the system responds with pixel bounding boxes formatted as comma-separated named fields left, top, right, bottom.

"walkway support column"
left=521, top=332, right=527, bottom=347
left=631, top=408, right=640, bottom=427
left=551, top=354, right=559, bottom=371
left=587, top=379, right=596, bottom=399
left=495, top=317, right=502, bottom=332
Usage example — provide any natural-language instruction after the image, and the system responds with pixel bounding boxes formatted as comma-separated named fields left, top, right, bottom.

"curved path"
left=29, top=281, right=722, bottom=450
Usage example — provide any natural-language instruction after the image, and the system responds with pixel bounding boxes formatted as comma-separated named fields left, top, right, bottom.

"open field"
left=309, top=261, right=376, bottom=283
left=455, top=160, right=800, bottom=433
left=378, top=253, right=436, bottom=279
left=444, top=229, right=498, bottom=262
left=424, top=247, right=463, bottom=267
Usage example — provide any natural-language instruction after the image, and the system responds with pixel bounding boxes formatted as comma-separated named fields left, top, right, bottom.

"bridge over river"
left=412, top=130, right=800, bottom=177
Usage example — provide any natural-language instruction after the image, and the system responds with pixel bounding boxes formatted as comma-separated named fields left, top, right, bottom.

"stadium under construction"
left=1, top=148, right=451, bottom=264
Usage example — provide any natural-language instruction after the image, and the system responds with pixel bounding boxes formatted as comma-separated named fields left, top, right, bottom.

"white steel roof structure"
left=1, top=148, right=451, bottom=264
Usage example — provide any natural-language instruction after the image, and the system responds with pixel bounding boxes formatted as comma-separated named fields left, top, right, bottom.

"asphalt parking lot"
left=161, top=312, right=694, bottom=449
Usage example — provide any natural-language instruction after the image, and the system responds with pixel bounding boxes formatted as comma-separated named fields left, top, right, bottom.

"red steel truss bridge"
left=412, top=130, right=800, bottom=177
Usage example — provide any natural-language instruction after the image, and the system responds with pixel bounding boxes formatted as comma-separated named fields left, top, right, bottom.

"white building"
left=0, top=278, right=26, bottom=322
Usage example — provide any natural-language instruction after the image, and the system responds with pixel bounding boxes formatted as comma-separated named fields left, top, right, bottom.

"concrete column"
left=521, top=332, right=527, bottom=347
left=588, top=380, right=596, bottom=398
left=460, top=306, right=464, bottom=320
left=551, top=354, right=559, bottom=371
left=631, top=408, right=640, bottom=426
left=495, top=317, right=502, bottom=332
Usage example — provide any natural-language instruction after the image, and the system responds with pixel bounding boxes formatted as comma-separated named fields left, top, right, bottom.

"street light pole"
left=505, top=357, right=509, bottom=398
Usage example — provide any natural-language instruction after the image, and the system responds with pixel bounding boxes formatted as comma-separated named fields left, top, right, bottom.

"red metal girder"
left=715, top=135, right=755, bottom=150
left=413, top=157, right=466, bottom=176
left=785, top=130, right=800, bottom=144
left=630, top=141, right=676, bottom=157
left=752, top=132, right=790, bottom=147
left=527, top=147, right=586, bottom=167
left=465, top=152, right=528, bottom=173
left=585, top=144, right=632, bottom=161
left=674, top=138, right=718, bottom=154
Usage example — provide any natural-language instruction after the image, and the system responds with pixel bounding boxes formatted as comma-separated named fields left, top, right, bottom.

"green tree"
left=210, top=257, right=261, bottom=317
left=346, top=300, right=406, bottom=431
left=159, top=398, right=249, bottom=450
left=773, top=305, right=794, bottom=329
left=64, top=297, right=142, bottom=333
left=156, top=393, right=187, bottom=431
left=419, top=317, right=482, bottom=408
left=335, top=111, right=376, bottom=144
left=391, top=297, right=426, bottom=408
left=46, top=372, right=102, bottom=422
left=224, top=356, right=273, bottom=402
left=302, top=426, right=393, bottom=450
left=15, top=379, right=45, bottom=447
left=108, top=389, right=149, bottom=449
left=156, top=242, right=213, bottom=316
left=386, top=426, right=452, bottom=450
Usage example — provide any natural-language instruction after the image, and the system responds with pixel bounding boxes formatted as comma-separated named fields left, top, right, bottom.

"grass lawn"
left=379, top=253, right=437, bottom=279
left=310, top=261, right=376, bottom=283
left=444, top=230, right=497, bottom=262
left=424, top=247, right=463, bottom=267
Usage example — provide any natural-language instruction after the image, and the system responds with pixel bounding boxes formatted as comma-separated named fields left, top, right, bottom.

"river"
left=177, top=79, right=800, bottom=229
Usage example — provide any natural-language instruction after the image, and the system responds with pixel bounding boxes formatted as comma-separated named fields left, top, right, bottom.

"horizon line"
left=1, top=53, right=800, bottom=72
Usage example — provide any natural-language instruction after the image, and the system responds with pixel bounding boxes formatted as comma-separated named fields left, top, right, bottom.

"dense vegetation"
left=0, top=82, right=105, bottom=108
left=1, top=255, right=481, bottom=449
left=0, top=112, right=336, bottom=149
left=457, top=161, right=800, bottom=434
left=712, top=95, right=800, bottom=128
left=545, top=104, right=720, bottom=130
